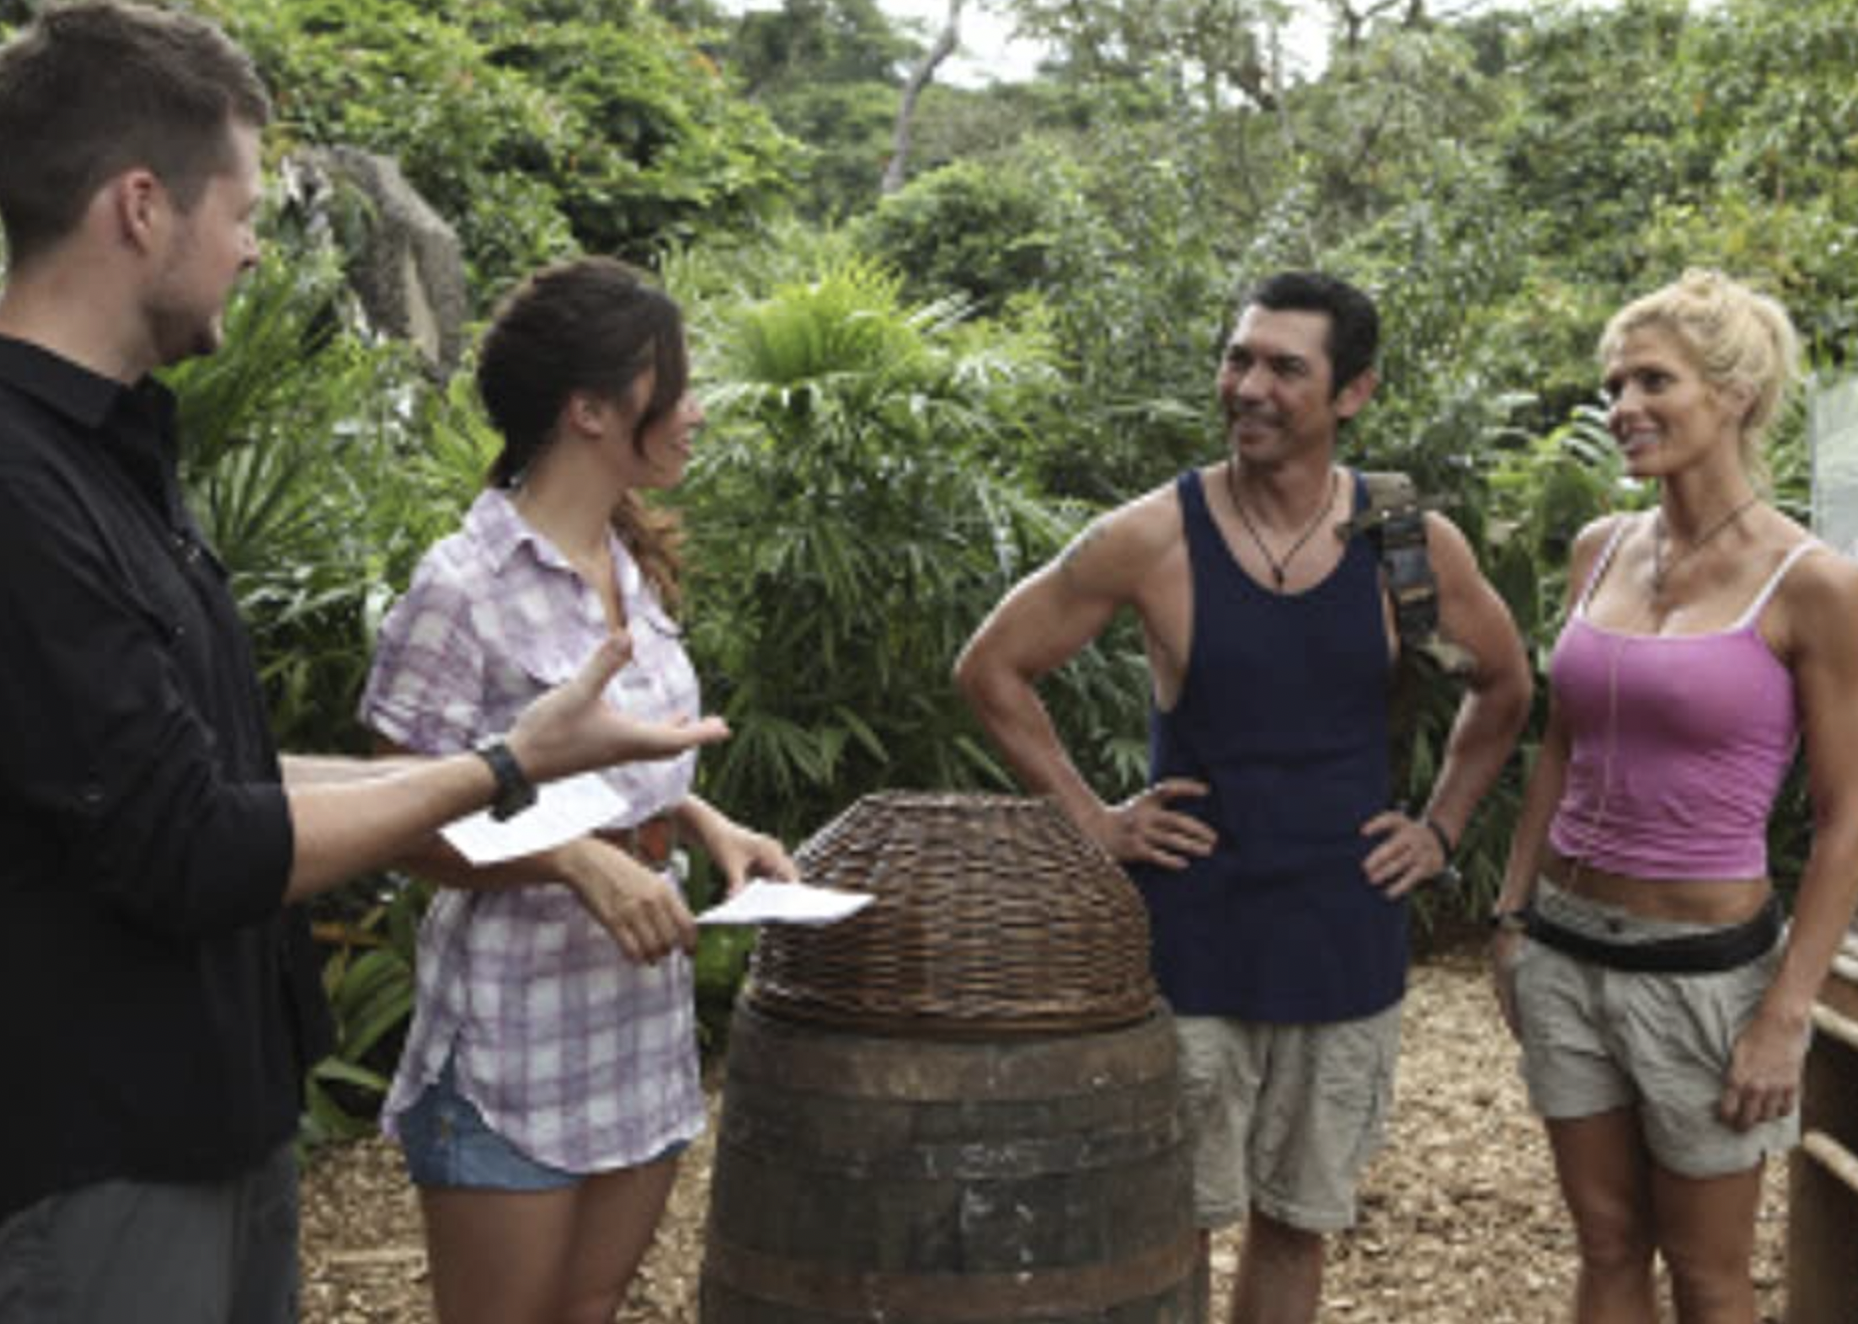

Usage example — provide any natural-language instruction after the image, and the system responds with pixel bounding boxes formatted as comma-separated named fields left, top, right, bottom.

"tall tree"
left=726, top=0, right=921, bottom=217
left=882, top=0, right=964, bottom=193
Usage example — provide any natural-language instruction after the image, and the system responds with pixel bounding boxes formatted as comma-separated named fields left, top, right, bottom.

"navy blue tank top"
left=1129, top=468, right=1406, bottom=1022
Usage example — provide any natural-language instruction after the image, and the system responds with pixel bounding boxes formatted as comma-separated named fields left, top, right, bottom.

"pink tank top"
left=1546, top=519, right=1818, bottom=880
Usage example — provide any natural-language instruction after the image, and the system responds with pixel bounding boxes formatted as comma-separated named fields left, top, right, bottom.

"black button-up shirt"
left=0, top=334, right=332, bottom=1221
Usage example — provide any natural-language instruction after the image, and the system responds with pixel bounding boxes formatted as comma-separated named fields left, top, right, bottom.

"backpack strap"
left=1334, top=471, right=1475, bottom=680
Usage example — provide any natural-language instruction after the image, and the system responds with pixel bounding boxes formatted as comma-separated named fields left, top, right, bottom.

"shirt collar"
left=467, top=488, right=547, bottom=572
left=0, top=334, right=183, bottom=500
left=0, top=333, right=137, bottom=431
left=466, top=487, right=644, bottom=601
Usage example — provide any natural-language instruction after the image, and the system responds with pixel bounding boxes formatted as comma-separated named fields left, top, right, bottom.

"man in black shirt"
left=0, top=6, right=727, bottom=1321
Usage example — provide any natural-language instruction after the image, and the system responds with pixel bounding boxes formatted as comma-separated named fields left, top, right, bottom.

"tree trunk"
left=882, top=0, right=966, bottom=195
left=1331, top=0, right=1425, bottom=50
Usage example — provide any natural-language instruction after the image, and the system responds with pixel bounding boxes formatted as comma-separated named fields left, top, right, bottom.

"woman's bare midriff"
left=1543, top=851, right=1773, bottom=926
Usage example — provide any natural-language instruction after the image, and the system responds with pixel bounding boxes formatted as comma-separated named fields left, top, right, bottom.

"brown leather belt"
left=595, top=813, right=678, bottom=867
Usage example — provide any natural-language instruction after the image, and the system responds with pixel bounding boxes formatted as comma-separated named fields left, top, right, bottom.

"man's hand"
left=558, top=836, right=697, bottom=963
left=1091, top=778, right=1216, bottom=867
left=1361, top=810, right=1450, bottom=899
left=507, top=634, right=729, bottom=783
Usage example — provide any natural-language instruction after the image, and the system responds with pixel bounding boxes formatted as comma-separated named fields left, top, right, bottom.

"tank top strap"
left=1176, top=468, right=1210, bottom=526
left=1731, top=537, right=1824, bottom=630
left=1174, top=468, right=1218, bottom=566
left=1574, top=514, right=1636, bottom=615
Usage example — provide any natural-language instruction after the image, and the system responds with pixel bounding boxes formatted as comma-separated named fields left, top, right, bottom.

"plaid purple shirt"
left=361, top=488, right=704, bottom=1171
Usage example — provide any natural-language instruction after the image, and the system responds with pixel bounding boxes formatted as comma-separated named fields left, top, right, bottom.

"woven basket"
left=745, top=791, right=1158, bottom=1034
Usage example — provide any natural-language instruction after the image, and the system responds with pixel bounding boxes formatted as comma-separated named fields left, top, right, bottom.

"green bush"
left=300, top=877, right=426, bottom=1150
left=216, top=0, right=799, bottom=296
left=675, top=255, right=1148, bottom=840
left=161, top=212, right=442, bottom=752
left=856, top=158, right=1077, bottom=313
left=855, top=134, right=1230, bottom=504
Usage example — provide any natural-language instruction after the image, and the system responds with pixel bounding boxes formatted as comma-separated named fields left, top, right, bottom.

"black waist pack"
left=1524, top=895, right=1782, bottom=975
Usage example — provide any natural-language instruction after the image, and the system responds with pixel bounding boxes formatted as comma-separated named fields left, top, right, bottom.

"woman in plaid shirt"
left=361, top=257, right=795, bottom=1324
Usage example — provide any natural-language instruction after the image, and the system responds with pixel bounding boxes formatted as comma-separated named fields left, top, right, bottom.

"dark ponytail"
left=476, top=256, right=687, bottom=610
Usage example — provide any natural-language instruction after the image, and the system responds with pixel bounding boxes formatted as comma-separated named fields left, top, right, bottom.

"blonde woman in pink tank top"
left=1490, top=270, right=1858, bottom=1323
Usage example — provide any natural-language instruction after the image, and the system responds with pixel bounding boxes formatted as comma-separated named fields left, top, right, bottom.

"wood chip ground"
left=300, top=950, right=1788, bottom=1322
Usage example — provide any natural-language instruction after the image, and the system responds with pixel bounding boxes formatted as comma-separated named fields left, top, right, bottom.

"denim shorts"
left=396, top=1055, right=689, bottom=1192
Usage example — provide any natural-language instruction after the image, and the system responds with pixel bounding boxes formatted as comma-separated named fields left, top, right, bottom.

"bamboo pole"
left=1800, top=1130, right=1858, bottom=1197
left=1810, top=1001, right=1858, bottom=1054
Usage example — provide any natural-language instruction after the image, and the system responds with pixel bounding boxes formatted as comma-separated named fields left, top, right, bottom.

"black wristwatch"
left=1421, top=814, right=1456, bottom=863
left=1420, top=813, right=1460, bottom=887
left=474, top=737, right=536, bottom=821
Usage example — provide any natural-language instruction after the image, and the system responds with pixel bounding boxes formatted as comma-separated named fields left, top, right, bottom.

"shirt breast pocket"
left=503, top=630, right=579, bottom=689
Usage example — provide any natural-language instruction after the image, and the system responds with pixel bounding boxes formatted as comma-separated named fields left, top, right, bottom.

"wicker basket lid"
left=745, top=792, right=1158, bottom=1034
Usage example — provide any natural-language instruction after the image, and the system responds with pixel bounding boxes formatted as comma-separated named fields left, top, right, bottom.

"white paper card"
left=696, top=878, right=873, bottom=927
left=440, top=773, right=628, bottom=865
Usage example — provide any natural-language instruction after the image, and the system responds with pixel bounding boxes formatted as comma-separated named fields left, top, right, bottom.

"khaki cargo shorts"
left=1174, top=1003, right=1402, bottom=1234
left=1509, top=877, right=1800, bottom=1177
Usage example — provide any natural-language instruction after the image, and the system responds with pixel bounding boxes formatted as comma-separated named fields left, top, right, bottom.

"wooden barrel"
left=700, top=1003, right=1199, bottom=1323
left=700, top=794, right=1197, bottom=1323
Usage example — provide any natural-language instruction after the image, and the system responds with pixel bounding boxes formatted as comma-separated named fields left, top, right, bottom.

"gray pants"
left=0, top=1144, right=298, bottom=1324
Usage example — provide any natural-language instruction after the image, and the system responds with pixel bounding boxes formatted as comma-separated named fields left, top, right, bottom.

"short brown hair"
left=0, top=1, right=271, bottom=266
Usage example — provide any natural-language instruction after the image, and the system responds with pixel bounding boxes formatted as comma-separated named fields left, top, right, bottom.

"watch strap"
left=474, top=738, right=535, bottom=821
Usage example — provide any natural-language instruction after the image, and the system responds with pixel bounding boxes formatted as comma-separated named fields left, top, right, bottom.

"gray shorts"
left=1174, top=1003, right=1402, bottom=1234
left=1510, top=878, right=1800, bottom=1177
left=0, top=1143, right=298, bottom=1324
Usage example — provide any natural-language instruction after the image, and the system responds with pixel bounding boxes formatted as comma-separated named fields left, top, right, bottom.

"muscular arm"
left=955, top=496, right=1214, bottom=864
left=1417, top=513, right=1534, bottom=845
left=1361, top=512, right=1532, bottom=895
left=954, top=516, right=1129, bottom=830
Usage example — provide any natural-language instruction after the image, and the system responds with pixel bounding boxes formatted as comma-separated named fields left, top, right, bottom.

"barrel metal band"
left=724, top=1006, right=1177, bottom=1102
left=703, top=1233, right=1199, bottom=1321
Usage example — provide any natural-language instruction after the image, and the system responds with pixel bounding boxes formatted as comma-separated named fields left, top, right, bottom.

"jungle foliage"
left=7, top=0, right=1853, bottom=1129
left=202, top=0, right=801, bottom=295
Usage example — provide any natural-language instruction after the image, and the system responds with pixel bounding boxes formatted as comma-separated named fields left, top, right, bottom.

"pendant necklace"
left=1651, top=494, right=1759, bottom=595
left=1226, top=461, right=1338, bottom=590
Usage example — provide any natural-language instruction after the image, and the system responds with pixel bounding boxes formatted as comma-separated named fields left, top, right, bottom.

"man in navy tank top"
left=956, top=271, right=1531, bottom=1323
